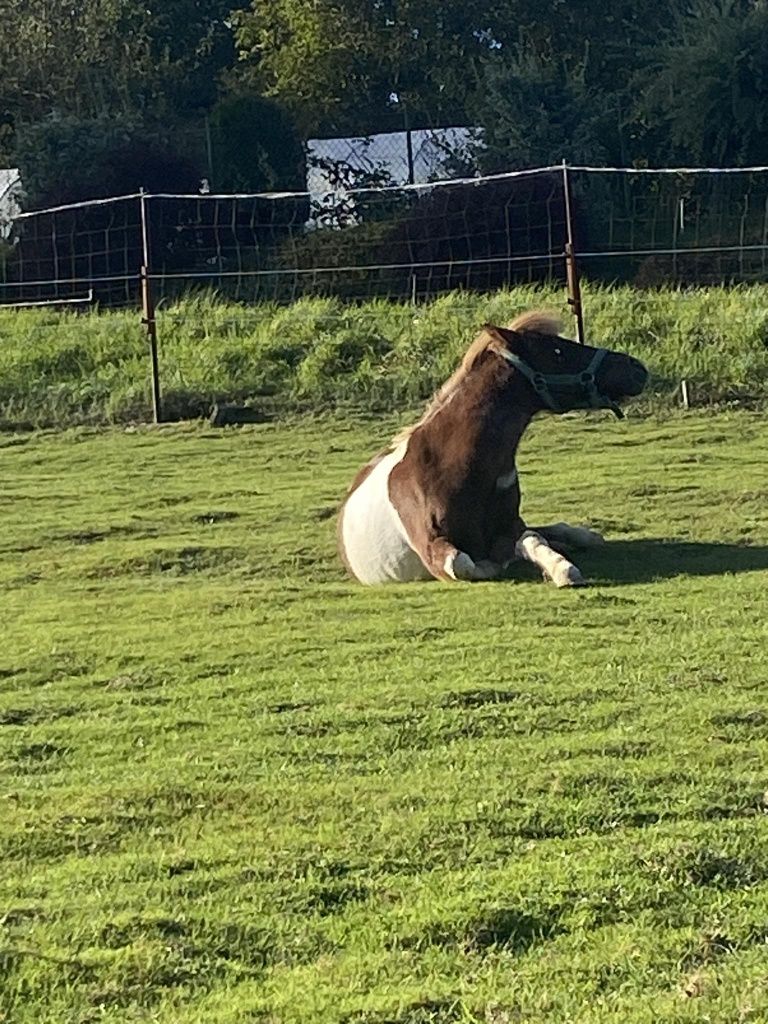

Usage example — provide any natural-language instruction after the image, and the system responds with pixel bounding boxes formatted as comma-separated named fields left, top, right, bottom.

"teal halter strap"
left=496, top=347, right=623, bottom=418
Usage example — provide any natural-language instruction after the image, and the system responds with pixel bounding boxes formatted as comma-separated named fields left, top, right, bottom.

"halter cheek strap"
left=496, top=347, right=624, bottom=419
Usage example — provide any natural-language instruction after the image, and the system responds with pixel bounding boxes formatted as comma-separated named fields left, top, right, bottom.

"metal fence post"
left=562, top=160, right=586, bottom=344
left=139, top=189, right=162, bottom=423
left=402, top=100, right=415, bottom=186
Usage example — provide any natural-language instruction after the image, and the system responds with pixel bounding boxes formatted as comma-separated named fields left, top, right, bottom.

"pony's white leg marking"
left=444, top=551, right=499, bottom=581
left=515, top=530, right=586, bottom=588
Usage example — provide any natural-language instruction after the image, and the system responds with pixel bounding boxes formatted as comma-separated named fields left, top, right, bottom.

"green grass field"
left=2, top=407, right=768, bottom=1022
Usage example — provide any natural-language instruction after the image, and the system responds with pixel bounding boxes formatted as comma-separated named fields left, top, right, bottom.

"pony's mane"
left=391, top=309, right=563, bottom=447
left=507, top=310, right=562, bottom=336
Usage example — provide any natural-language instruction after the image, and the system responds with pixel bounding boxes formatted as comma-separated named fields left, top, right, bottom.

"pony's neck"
left=488, top=403, right=533, bottom=469
left=476, top=368, right=537, bottom=471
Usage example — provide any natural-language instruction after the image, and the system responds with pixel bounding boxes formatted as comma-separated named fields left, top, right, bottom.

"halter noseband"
left=496, top=347, right=624, bottom=419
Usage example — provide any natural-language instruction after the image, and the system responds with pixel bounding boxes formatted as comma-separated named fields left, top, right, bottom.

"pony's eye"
left=554, top=347, right=562, bottom=357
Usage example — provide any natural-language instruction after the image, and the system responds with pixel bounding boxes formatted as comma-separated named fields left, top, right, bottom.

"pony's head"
left=485, top=312, right=648, bottom=418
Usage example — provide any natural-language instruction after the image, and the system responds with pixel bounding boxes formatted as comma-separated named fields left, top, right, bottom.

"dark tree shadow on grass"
left=578, top=539, right=768, bottom=586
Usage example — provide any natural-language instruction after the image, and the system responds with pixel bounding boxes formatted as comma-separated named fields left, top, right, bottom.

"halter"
left=496, top=347, right=624, bottom=419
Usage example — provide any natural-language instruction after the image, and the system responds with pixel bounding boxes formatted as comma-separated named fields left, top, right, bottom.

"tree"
left=0, top=0, right=236, bottom=164
left=469, top=42, right=620, bottom=173
left=13, top=114, right=202, bottom=208
left=232, top=0, right=507, bottom=135
left=634, top=0, right=768, bottom=166
left=207, top=94, right=307, bottom=192
left=231, top=0, right=695, bottom=166
left=465, top=0, right=703, bottom=173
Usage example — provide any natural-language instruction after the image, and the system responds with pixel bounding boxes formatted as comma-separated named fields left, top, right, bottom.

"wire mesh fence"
left=6, top=165, right=768, bottom=307
left=570, top=166, right=768, bottom=285
left=4, top=177, right=567, bottom=307
left=1, top=194, right=143, bottom=308
left=3, top=163, right=768, bottom=421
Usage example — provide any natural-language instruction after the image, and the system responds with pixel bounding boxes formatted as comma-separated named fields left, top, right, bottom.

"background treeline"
left=3, top=0, right=768, bottom=207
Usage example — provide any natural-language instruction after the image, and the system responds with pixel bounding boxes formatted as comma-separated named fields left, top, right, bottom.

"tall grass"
left=2, top=283, right=768, bottom=428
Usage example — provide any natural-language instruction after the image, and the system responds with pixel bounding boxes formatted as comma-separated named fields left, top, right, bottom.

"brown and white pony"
left=338, top=311, right=648, bottom=586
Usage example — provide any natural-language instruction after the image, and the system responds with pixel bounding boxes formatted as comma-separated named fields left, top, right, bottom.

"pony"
left=338, top=311, right=648, bottom=586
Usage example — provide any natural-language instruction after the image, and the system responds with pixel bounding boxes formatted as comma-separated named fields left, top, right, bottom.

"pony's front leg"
left=489, top=534, right=520, bottom=569
left=515, top=530, right=587, bottom=588
left=420, top=536, right=500, bottom=582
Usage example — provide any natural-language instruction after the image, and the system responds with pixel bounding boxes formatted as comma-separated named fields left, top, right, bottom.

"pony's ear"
left=483, top=324, right=520, bottom=349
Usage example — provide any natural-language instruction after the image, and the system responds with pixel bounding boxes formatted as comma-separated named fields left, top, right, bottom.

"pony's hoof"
left=553, top=565, right=587, bottom=588
left=446, top=551, right=477, bottom=581
left=446, top=552, right=499, bottom=581
left=473, top=559, right=500, bottom=580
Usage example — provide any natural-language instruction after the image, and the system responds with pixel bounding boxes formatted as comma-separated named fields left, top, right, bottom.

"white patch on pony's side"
left=496, top=466, right=518, bottom=491
left=341, top=442, right=431, bottom=585
left=515, top=530, right=586, bottom=588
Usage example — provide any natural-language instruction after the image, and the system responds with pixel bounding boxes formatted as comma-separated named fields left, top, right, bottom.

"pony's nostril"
left=630, top=363, right=649, bottom=392
left=627, top=357, right=647, bottom=379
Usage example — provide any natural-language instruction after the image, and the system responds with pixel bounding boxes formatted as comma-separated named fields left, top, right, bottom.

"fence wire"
left=4, top=165, right=768, bottom=312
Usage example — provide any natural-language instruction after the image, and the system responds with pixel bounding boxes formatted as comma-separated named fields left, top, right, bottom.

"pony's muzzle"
left=600, top=353, right=648, bottom=400
left=624, top=356, right=649, bottom=396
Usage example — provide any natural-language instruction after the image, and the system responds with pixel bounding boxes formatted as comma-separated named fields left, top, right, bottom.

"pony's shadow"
left=570, top=538, right=768, bottom=586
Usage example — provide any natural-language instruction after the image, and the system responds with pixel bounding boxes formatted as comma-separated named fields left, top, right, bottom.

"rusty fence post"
left=139, top=188, right=162, bottom=424
left=562, top=160, right=586, bottom=344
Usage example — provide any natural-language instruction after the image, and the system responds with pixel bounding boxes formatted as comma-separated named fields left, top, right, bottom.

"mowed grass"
left=1, top=408, right=768, bottom=1023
